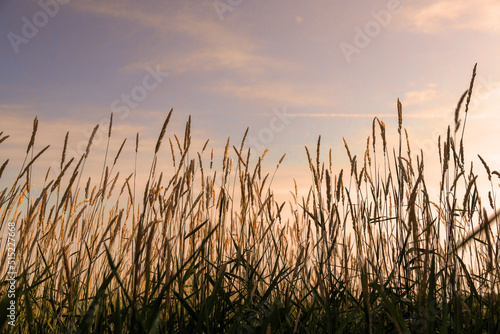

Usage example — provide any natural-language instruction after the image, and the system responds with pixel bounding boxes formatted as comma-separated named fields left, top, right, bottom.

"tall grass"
left=1, top=65, right=499, bottom=333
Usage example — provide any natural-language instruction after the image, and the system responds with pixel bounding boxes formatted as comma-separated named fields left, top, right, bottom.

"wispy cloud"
left=402, top=0, right=500, bottom=33
left=403, top=89, right=438, bottom=106
left=71, top=1, right=238, bottom=44
left=122, top=47, right=296, bottom=75
left=0, top=104, right=28, bottom=114
left=212, top=81, right=336, bottom=107
left=73, top=0, right=298, bottom=76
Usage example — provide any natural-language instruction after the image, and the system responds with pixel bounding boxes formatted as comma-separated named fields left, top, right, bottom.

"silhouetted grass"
left=1, top=65, right=499, bottom=333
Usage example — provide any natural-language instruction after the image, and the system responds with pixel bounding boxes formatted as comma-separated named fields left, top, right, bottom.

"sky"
left=1, top=0, right=500, bottom=203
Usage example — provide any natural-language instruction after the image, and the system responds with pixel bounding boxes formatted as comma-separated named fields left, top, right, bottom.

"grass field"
left=1, top=65, right=499, bottom=333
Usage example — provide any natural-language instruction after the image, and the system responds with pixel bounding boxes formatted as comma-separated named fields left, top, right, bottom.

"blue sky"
left=1, top=0, right=500, bottom=198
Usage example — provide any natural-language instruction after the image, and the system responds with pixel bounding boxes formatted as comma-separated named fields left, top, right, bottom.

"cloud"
left=72, top=1, right=298, bottom=77
left=403, top=89, right=438, bottom=106
left=401, top=0, right=500, bottom=33
left=70, top=0, right=175, bottom=34
left=0, top=104, right=25, bottom=112
left=212, top=81, right=336, bottom=107
left=123, top=47, right=296, bottom=75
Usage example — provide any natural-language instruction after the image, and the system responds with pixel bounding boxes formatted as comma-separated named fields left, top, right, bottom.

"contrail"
left=289, top=113, right=447, bottom=118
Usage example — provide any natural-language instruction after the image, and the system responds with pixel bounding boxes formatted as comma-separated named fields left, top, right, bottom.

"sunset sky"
left=1, top=0, right=500, bottom=200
